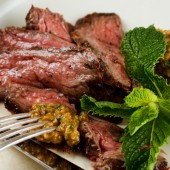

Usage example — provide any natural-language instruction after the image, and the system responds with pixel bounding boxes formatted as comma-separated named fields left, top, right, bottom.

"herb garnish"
left=80, top=26, right=170, bottom=170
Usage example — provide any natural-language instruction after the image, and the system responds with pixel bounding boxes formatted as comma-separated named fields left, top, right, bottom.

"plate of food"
left=0, top=0, right=170, bottom=170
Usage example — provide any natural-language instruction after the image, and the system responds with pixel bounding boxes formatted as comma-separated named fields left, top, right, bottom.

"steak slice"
left=26, top=5, right=73, bottom=42
left=79, top=118, right=169, bottom=170
left=4, top=83, right=75, bottom=113
left=0, top=27, right=74, bottom=51
left=0, top=47, right=102, bottom=100
left=73, top=13, right=123, bottom=48
left=71, top=13, right=132, bottom=92
left=79, top=118, right=124, bottom=170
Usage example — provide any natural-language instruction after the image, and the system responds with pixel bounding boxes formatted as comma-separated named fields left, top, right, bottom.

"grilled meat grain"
left=4, top=83, right=75, bottom=113
left=0, top=47, right=102, bottom=101
left=79, top=118, right=124, bottom=170
left=71, top=13, right=132, bottom=92
left=0, top=27, right=75, bottom=51
left=26, top=5, right=73, bottom=42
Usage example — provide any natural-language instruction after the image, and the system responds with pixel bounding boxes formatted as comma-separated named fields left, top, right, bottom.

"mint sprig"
left=125, top=88, right=158, bottom=107
left=121, top=26, right=169, bottom=99
left=121, top=113, right=170, bottom=170
left=80, top=26, right=170, bottom=170
left=80, top=95, right=134, bottom=118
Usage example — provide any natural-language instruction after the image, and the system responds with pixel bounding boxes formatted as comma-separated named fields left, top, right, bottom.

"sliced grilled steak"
left=0, top=27, right=74, bottom=51
left=73, top=13, right=123, bottom=48
left=79, top=118, right=169, bottom=170
left=71, top=13, right=132, bottom=92
left=0, top=47, right=102, bottom=101
left=26, top=5, right=73, bottom=42
left=4, top=83, right=75, bottom=113
left=0, top=68, right=44, bottom=101
left=79, top=118, right=124, bottom=170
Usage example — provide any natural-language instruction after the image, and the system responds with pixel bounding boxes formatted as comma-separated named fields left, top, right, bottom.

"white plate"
left=0, top=0, right=169, bottom=169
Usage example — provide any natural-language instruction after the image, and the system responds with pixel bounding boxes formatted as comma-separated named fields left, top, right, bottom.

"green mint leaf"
left=125, top=87, right=158, bottom=107
left=159, top=99, right=170, bottom=111
left=158, top=99, right=170, bottom=121
left=129, top=102, right=159, bottom=135
left=80, top=95, right=134, bottom=118
left=140, top=69, right=170, bottom=99
left=121, top=113, right=170, bottom=170
left=121, top=26, right=170, bottom=99
left=120, top=26, right=170, bottom=169
left=121, top=25, right=166, bottom=73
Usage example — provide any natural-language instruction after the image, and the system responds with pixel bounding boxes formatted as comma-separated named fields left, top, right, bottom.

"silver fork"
left=0, top=113, right=55, bottom=152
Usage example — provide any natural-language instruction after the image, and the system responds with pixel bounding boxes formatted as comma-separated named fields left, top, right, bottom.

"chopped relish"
left=30, top=103, right=88, bottom=147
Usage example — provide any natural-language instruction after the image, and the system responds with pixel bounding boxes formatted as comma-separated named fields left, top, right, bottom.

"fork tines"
left=0, top=113, right=55, bottom=152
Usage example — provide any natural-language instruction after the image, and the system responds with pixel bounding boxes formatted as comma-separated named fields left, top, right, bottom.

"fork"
left=0, top=113, right=55, bottom=152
